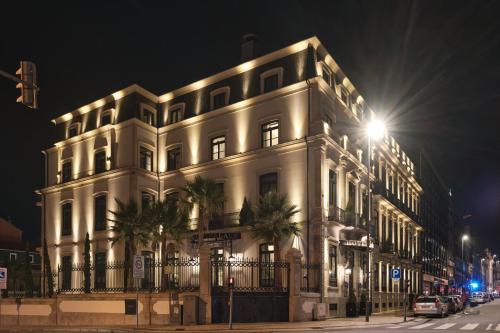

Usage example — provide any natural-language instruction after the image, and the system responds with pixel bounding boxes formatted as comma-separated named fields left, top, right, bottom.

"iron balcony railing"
left=380, top=241, right=395, bottom=254
left=327, top=206, right=367, bottom=230
left=413, top=255, right=422, bottom=265
left=373, top=180, right=419, bottom=222
left=49, top=257, right=199, bottom=294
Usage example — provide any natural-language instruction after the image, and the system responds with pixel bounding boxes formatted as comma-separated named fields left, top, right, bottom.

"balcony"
left=373, top=180, right=419, bottom=222
left=327, top=206, right=367, bottom=230
left=413, top=255, right=422, bottom=265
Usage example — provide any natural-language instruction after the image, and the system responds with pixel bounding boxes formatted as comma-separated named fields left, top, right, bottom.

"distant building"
left=0, top=217, right=41, bottom=296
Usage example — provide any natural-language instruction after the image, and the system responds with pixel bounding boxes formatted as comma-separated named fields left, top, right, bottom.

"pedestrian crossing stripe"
left=390, top=322, right=500, bottom=330
left=460, top=324, right=480, bottom=330
left=434, top=323, right=457, bottom=330
left=410, top=323, right=435, bottom=329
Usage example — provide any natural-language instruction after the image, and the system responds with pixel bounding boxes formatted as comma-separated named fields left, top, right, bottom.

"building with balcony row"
left=39, top=36, right=424, bottom=322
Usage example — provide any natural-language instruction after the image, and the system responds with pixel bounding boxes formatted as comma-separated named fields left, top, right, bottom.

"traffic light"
left=16, top=61, right=38, bottom=109
left=228, top=277, right=235, bottom=289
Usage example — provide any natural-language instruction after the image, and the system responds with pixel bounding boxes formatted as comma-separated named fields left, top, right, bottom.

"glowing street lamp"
left=462, top=234, right=469, bottom=260
left=365, top=118, right=385, bottom=322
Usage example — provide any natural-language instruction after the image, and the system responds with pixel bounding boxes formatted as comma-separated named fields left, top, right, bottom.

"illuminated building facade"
left=40, top=37, right=423, bottom=318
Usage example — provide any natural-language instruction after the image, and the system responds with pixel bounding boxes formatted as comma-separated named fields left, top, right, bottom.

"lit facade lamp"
left=365, top=118, right=385, bottom=322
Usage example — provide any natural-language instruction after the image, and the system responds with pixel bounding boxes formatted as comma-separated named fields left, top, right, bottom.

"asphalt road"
left=331, top=299, right=500, bottom=333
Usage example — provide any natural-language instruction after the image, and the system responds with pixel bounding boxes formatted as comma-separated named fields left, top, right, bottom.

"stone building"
left=39, top=36, right=423, bottom=322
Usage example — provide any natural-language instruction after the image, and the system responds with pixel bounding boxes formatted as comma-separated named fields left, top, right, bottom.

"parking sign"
left=391, top=268, right=401, bottom=280
left=0, top=267, right=7, bottom=290
left=133, top=255, right=144, bottom=279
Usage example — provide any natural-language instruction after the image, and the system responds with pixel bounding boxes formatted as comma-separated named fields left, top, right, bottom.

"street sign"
left=133, top=255, right=144, bottom=279
left=0, top=267, right=7, bottom=290
left=391, top=268, right=401, bottom=280
left=191, top=232, right=241, bottom=243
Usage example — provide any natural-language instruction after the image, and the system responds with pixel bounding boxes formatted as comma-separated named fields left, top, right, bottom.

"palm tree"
left=252, top=191, right=301, bottom=262
left=182, top=176, right=225, bottom=247
left=108, top=198, right=151, bottom=290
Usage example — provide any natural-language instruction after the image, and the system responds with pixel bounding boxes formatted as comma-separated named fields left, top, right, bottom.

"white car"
left=471, top=292, right=487, bottom=305
left=414, top=296, right=449, bottom=317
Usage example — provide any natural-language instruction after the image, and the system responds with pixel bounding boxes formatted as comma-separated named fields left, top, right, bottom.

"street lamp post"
left=461, top=235, right=469, bottom=293
left=365, top=119, right=385, bottom=322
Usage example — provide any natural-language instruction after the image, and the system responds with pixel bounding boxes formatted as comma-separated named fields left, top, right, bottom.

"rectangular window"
left=94, top=195, right=106, bottom=231
left=94, top=252, right=106, bottom=290
left=261, top=120, right=279, bottom=148
left=169, top=108, right=182, bottom=124
left=259, top=172, right=277, bottom=197
left=165, top=192, right=179, bottom=206
left=101, top=113, right=111, bottom=126
left=62, top=161, right=72, bottom=182
left=211, top=136, right=226, bottom=160
left=212, top=92, right=227, bottom=110
left=340, top=88, right=350, bottom=106
left=142, top=109, right=154, bottom=125
left=328, top=245, right=338, bottom=287
left=9, top=253, right=17, bottom=261
left=328, top=169, right=337, bottom=207
left=29, top=254, right=35, bottom=263
left=94, top=151, right=106, bottom=174
left=139, top=147, right=153, bottom=171
left=263, top=74, right=279, bottom=93
left=167, top=147, right=181, bottom=171
left=62, top=255, right=72, bottom=291
left=374, top=262, right=379, bottom=291
left=68, top=126, right=78, bottom=138
left=382, top=263, right=387, bottom=292
left=211, top=247, right=224, bottom=287
left=259, top=243, right=275, bottom=287
left=62, top=202, right=72, bottom=236
left=141, top=192, right=154, bottom=210
left=322, top=65, right=332, bottom=86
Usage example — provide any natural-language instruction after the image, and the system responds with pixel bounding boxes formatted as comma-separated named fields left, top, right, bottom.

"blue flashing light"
left=470, top=282, right=479, bottom=290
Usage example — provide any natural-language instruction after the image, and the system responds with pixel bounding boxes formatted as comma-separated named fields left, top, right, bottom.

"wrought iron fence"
left=210, top=259, right=289, bottom=293
left=300, top=263, right=321, bottom=292
left=48, top=258, right=199, bottom=294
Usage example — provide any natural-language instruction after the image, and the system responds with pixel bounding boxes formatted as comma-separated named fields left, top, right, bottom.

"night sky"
left=1, top=1, right=499, bottom=254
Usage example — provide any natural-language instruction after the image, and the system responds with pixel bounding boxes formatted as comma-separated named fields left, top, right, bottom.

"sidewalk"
left=0, top=313, right=419, bottom=333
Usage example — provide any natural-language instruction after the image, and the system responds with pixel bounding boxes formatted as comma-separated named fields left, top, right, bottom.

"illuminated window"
left=94, top=195, right=106, bottom=231
left=167, top=147, right=181, bottom=171
left=169, top=108, right=182, bottom=124
left=139, top=146, right=153, bottom=171
left=259, top=243, right=275, bottom=287
left=29, top=254, right=34, bottom=263
left=94, top=150, right=106, bottom=174
left=261, top=120, right=279, bottom=148
left=329, top=245, right=338, bottom=287
left=62, top=160, right=72, bottom=182
left=211, top=247, right=224, bottom=287
left=101, top=110, right=112, bottom=126
left=211, top=136, right=226, bottom=160
left=259, top=172, right=277, bottom=196
left=141, top=109, right=154, bottom=126
left=141, top=192, right=154, bottom=210
left=61, top=202, right=72, bottom=236
left=260, top=68, right=283, bottom=94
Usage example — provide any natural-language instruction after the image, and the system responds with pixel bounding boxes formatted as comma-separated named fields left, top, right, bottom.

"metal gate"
left=210, top=259, right=289, bottom=323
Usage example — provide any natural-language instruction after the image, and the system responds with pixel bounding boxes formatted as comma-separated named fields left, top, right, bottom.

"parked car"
left=446, top=296, right=459, bottom=314
left=471, top=292, right=487, bottom=305
left=450, top=296, right=464, bottom=312
left=492, top=291, right=499, bottom=299
left=414, top=296, right=449, bottom=317
left=488, top=293, right=495, bottom=301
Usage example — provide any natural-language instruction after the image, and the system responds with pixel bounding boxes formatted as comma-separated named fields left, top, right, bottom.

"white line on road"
left=388, top=325, right=403, bottom=329
left=486, top=324, right=493, bottom=330
left=460, top=323, right=480, bottom=330
left=495, top=324, right=500, bottom=331
left=410, top=323, right=436, bottom=329
left=434, top=323, right=457, bottom=330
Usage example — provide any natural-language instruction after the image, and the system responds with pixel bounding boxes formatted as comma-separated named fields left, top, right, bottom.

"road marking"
left=434, top=323, right=457, bottom=330
left=410, top=323, right=435, bottom=329
left=388, top=325, right=403, bottom=329
left=460, top=323, right=479, bottom=330
left=495, top=324, right=500, bottom=331
left=486, top=324, right=493, bottom=330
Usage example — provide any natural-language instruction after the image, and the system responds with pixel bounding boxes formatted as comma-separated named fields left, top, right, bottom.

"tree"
left=182, top=176, right=225, bottom=247
left=108, top=198, right=151, bottom=290
left=83, top=232, right=91, bottom=293
left=23, top=245, right=34, bottom=297
left=7, top=257, right=23, bottom=297
left=251, top=191, right=300, bottom=262
left=144, top=199, right=189, bottom=259
left=43, top=239, right=54, bottom=297
left=239, top=197, right=254, bottom=225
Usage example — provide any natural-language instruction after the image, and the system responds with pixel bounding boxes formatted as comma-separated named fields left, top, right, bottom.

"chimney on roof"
left=241, top=34, right=259, bottom=62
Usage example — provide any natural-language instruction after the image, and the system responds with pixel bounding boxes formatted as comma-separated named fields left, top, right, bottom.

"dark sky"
left=1, top=1, right=499, bottom=253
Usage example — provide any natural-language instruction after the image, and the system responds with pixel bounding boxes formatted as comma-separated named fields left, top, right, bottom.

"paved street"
left=335, top=300, right=500, bottom=333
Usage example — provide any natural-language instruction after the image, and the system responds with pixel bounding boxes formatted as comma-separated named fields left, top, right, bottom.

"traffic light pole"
left=0, top=69, right=39, bottom=90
